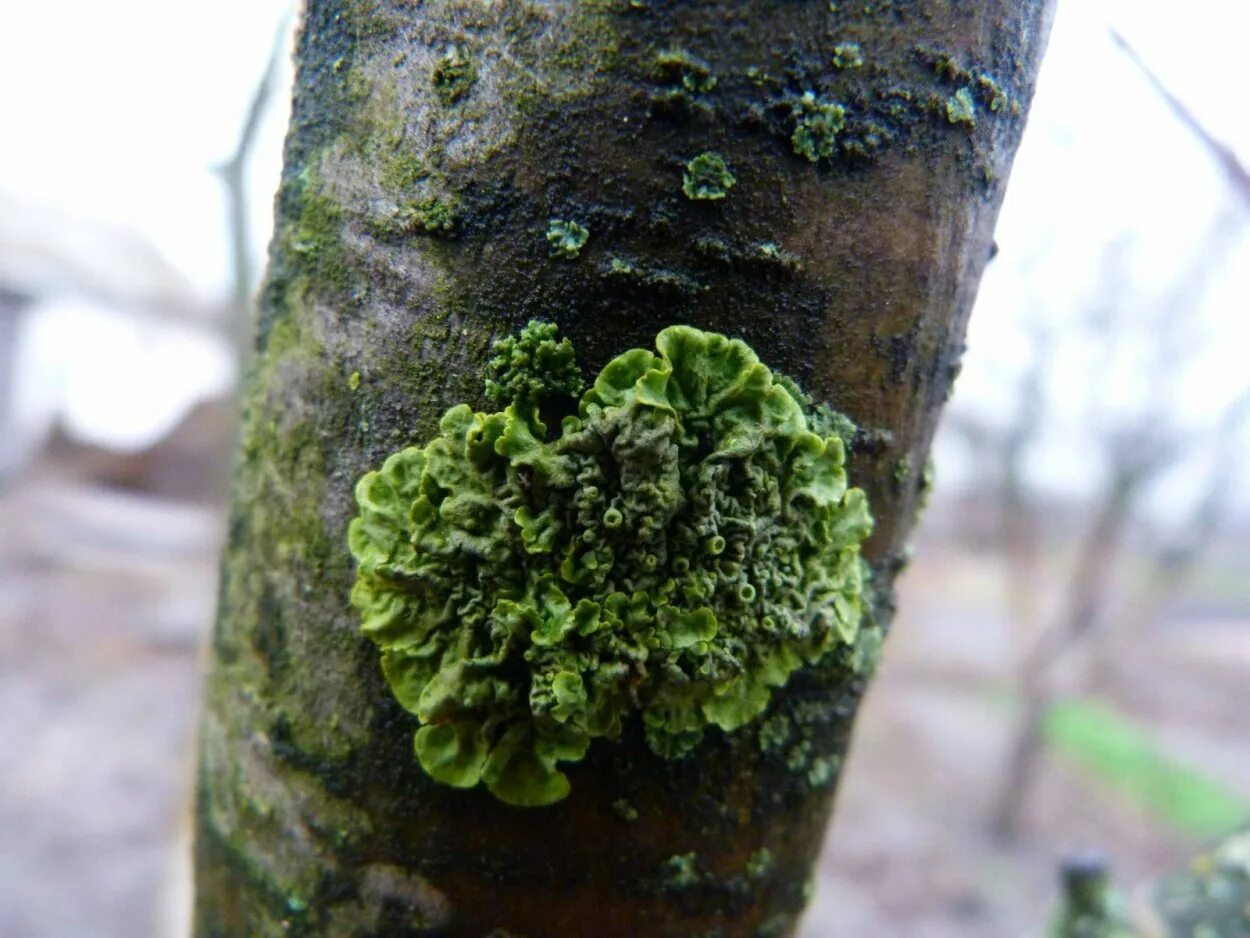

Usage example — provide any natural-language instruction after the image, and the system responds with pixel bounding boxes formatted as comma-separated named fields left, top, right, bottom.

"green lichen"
left=652, top=50, right=717, bottom=93
left=661, top=853, right=701, bottom=890
left=432, top=46, right=476, bottom=104
left=1157, top=830, right=1250, bottom=937
left=832, top=43, right=863, bottom=69
left=605, top=256, right=705, bottom=298
left=484, top=320, right=584, bottom=411
left=757, top=701, right=845, bottom=790
left=893, top=455, right=911, bottom=485
left=546, top=219, right=590, bottom=259
left=649, top=50, right=717, bottom=118
left=348, top=370, right=362, bottom=391
left=945, top=87, right=977, bottom=128
left=916, top=458, right=936, bottom=515
left=977, top=74, right=1011, bottom=113
left=754, top=613, right=880, bottom=793
left=927, top=48, right=970, bottom=84
left=757, top=242, right=801, bottom=273
left=348, top=323, right=872, bottom=806
left=682, top=152, right=736, bottom=201
left=745, top=848, right=774, bottom=880
left=369, top=196, right=458, bottom=238
left=791, top=92, right=846, bottom=163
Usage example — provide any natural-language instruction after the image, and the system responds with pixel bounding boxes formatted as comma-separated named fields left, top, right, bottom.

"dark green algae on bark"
left=194, top=0, right=1053, bottom=935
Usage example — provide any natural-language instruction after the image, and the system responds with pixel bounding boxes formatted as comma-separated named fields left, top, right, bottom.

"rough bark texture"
left=194, top=1, right=1054, bottom=935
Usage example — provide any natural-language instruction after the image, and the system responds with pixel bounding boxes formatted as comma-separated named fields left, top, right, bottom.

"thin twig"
left=1108, top=26, right=1250, bottom=211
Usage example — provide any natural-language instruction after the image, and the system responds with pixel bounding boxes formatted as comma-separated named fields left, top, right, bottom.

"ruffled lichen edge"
left=348, top=322, right=873, bottom=806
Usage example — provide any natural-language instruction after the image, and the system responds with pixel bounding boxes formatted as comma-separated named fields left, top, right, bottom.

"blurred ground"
left=0, top=427, right=1247, bottom=937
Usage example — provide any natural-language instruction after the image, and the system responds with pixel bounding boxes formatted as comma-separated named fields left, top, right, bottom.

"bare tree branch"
left=213, top=11, right=292, bottom=345
left=1109, top=26, right=1250, bottom=212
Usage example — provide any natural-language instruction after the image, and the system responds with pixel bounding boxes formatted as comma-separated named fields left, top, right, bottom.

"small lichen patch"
left=682, top=152, right=736, bottom=200
left=757, top=242, right=801, bottom=273
left=832, top=43, right=863, bottom=69
left=652, top=49, right=716, bottom=93
left=917, top=458, right=936, bottom=513
left=892, top=455, right=911, bottom=485
left=546, top=219, right=590, bottom=259
left=369, top=197, right=457, bottom=238
left=661, top=853, right=701, bottom=890
left=348, top=370, right=362, bottom=391
left=791, top=92, right=846, bottom=163
left=975, top=73, right=1015, bottom=116
left=605, top=256, right=705, bottom=297
left=945, top=87, right=977, bottom=128
left=746, top=848, right=774, bottom=879
left=483, top=320, right=584, bottom=409
left=432, top=46, right=476, bottom=103
left=348, top=323, right=872, bottom=806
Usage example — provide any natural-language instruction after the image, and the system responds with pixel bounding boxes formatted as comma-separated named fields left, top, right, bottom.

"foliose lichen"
left=482, top=320, right=584, bottom=410
left=791, top=92, right=846, bottom=163
left=649, top=50, right=718, bottom=118
left=1157, top=829, right=1250, bottom=937
left=546, top=219, right=590, bottom=259
left=652, top=50, right=717, bottom=93
left=977, top=74, right=1011, bottom=113
left=661, top=853, right=701, bottom=890
left=832, top=43, right=863, bottom=69
left=682, top=152, right=736, bottom=201
left=348, top=323, right=872, bottom=806
left=945, top=87, right=977, bottom=128
left=745, top=848, right=774, bottom=880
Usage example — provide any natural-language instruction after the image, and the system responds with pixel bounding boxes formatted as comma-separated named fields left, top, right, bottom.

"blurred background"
left=1, top=2, right=1247, bottom=935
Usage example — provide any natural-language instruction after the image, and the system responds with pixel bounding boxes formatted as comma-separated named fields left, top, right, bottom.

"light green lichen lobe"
left=546, top=219, right=590, bottom=259
left=652, top=50, right=717, bottom=93
left=832, top=43, right=863, bottom=69
left=791, top=92, right=847, bottom=163
left=348, top=323, right=872, bottom=806
left=682, top=152, right=736, bottom=201
left=946, top=87, right=977, bottom=128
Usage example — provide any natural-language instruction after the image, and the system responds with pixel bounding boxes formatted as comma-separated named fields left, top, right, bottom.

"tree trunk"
left=193, top=1, right=1054, bottom=934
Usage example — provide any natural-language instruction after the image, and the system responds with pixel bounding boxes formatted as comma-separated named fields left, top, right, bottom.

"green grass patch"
left=1044, top=698, right=1250, bottom=838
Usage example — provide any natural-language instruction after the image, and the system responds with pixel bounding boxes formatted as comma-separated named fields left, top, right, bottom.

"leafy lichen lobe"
left=682, top=152, right=736, bottom=201
left=545, top=219, right=590, bottom=259
left=945, top=87, right=977, bottom=128
left=791, top=92, right=847, bottom=163
left=832, top=43, right=863, bottom=70
left=348, top=323, right=873, bottom=806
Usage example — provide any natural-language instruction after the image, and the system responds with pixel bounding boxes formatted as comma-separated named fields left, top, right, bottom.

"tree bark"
left=194, top=1, right=1054, bottom=934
